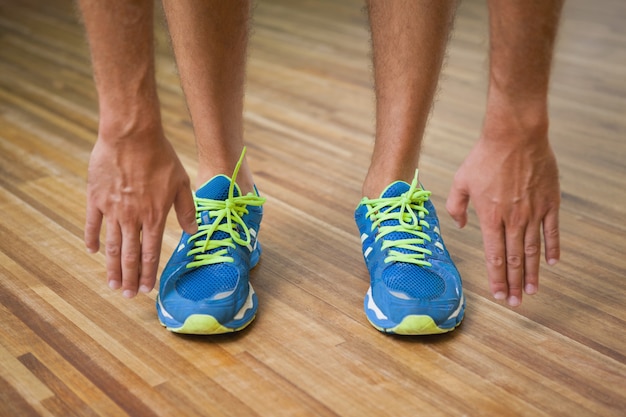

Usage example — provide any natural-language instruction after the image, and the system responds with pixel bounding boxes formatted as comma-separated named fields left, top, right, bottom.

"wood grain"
left=0, top=0, right=624, bottom=416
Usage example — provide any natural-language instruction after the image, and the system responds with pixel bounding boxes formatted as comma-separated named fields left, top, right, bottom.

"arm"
left=79, top=0, right=197, bottom=298
left=446, top=0, right=564, bottom=306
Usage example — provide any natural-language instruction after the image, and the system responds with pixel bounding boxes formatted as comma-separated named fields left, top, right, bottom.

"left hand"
left=446, top=124, right=560, bottom=307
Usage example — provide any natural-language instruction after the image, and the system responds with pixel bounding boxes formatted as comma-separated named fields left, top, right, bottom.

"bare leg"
left=162, top=0, right=254, bottom=194
left=363, top=0, right=456, bottom=198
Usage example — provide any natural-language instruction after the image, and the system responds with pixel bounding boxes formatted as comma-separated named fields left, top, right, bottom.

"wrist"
left=97, top=101, right=163, bottom=146
left=482, top=87, right=550, bottom=145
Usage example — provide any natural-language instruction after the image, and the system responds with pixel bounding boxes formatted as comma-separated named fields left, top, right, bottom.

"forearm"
left=485, top=0, right=564, bottom=140
left=78, top=0, right=161, bottom=140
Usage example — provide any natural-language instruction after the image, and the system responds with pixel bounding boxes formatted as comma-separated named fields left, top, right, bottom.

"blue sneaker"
left=157, top=149, right=265, bottom=334
left=355, top=171, right=465, bottom=335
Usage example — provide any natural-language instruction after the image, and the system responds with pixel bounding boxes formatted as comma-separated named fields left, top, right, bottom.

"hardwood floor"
left=0, top=0, right=624, bottom=416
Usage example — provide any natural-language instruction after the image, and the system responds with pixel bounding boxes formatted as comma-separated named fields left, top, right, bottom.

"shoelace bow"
left=364, top=171, right=433, bottom=267
left=185, top=148, right=266, bottom=268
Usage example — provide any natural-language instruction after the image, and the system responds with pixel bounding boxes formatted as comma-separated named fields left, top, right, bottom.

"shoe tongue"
left=378, top=180, right=411, bottom=231
left=195, top=175, right=241, bottom=200
left=380, top=181, right=410, bottom=198
left=378, top=180, right=421, bottom=255
left=194, top=175, right=241, bottom=243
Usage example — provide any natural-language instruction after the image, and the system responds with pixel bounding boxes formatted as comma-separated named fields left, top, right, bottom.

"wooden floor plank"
left=1, top=0, right=624, bottom=416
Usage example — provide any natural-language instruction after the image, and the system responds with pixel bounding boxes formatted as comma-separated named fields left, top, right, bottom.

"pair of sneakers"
left=157, top=149, right=465, bottom=335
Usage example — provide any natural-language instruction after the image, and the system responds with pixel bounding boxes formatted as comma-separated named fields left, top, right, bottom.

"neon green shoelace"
left=362, top=171, right=433, bottom=267
left=185, top=148, right=266, bottom=269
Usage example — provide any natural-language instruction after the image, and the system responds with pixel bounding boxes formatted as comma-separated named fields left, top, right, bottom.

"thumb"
left=174, top=185, right=198, bottom=235
left=446, top=177, right=470, bottom=229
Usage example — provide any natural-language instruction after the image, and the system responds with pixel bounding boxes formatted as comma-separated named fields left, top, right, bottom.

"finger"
left=543, top=205, right=560, bottom=266
left=504, top=227, right=525, bottom=307
left=481, top=222, right=508, bottom=302
left=138, top=222, right=165, bottom=294
left=446, top=178, right=470, bottom=228
left=120, top=222, right=141, bottom=298
left=523, top=223, right=541, bottom=295
left=85, top=202, right=103, bottom=253
left=104, top=220, right=122, bottom=291
left=175, top=184, right=198, bottom=235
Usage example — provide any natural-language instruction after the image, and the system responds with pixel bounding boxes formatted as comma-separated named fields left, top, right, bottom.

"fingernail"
left=123, top=290, right=135, bottom=299
left=454, top=220, right=462, bottom=229
left=507, top=296, right=521, bottom=307
left=494, top=291, right=506, bottom=301
left=139, top=285, right=151, bottom=294
left=525, top=284, right=537, bottom=295
left=548, top=258, right=558, bottom=266
left=108, top=280, right=121, bottom=290
left=87, top=247, right=97, bottom=254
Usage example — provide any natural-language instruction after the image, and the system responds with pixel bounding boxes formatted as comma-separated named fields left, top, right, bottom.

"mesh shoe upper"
left=355, top=171, right=464, bottom=331
left=174, top=176, right=246, bottom=302
left=157, top=153, right=265, bottom=332
left=376, top=181, right=446, bottom=300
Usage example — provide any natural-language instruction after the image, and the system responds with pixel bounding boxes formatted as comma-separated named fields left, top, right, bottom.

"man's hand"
left=84, top=128, right=197, bottom=298
left=446, top=0, right=563, bottom=307
left=446, top=121, right=560, bottom=307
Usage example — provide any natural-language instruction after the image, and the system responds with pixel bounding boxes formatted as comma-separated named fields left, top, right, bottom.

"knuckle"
left=507, top=255, right=523, bottom=268
left=544, top=226, right=560, bottom=239
left=525, top=244, right=540, bottom=256
left=121, top=251, right=139, bottom=264
left=486, top=255, right=505, bottom=267
left=141, top=252, right=158, bottom=265
left=105, top=243, right=120, bottom=257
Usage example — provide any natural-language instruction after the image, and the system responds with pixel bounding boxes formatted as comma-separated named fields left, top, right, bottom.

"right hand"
left=84, top=126, right=198, bottom=298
